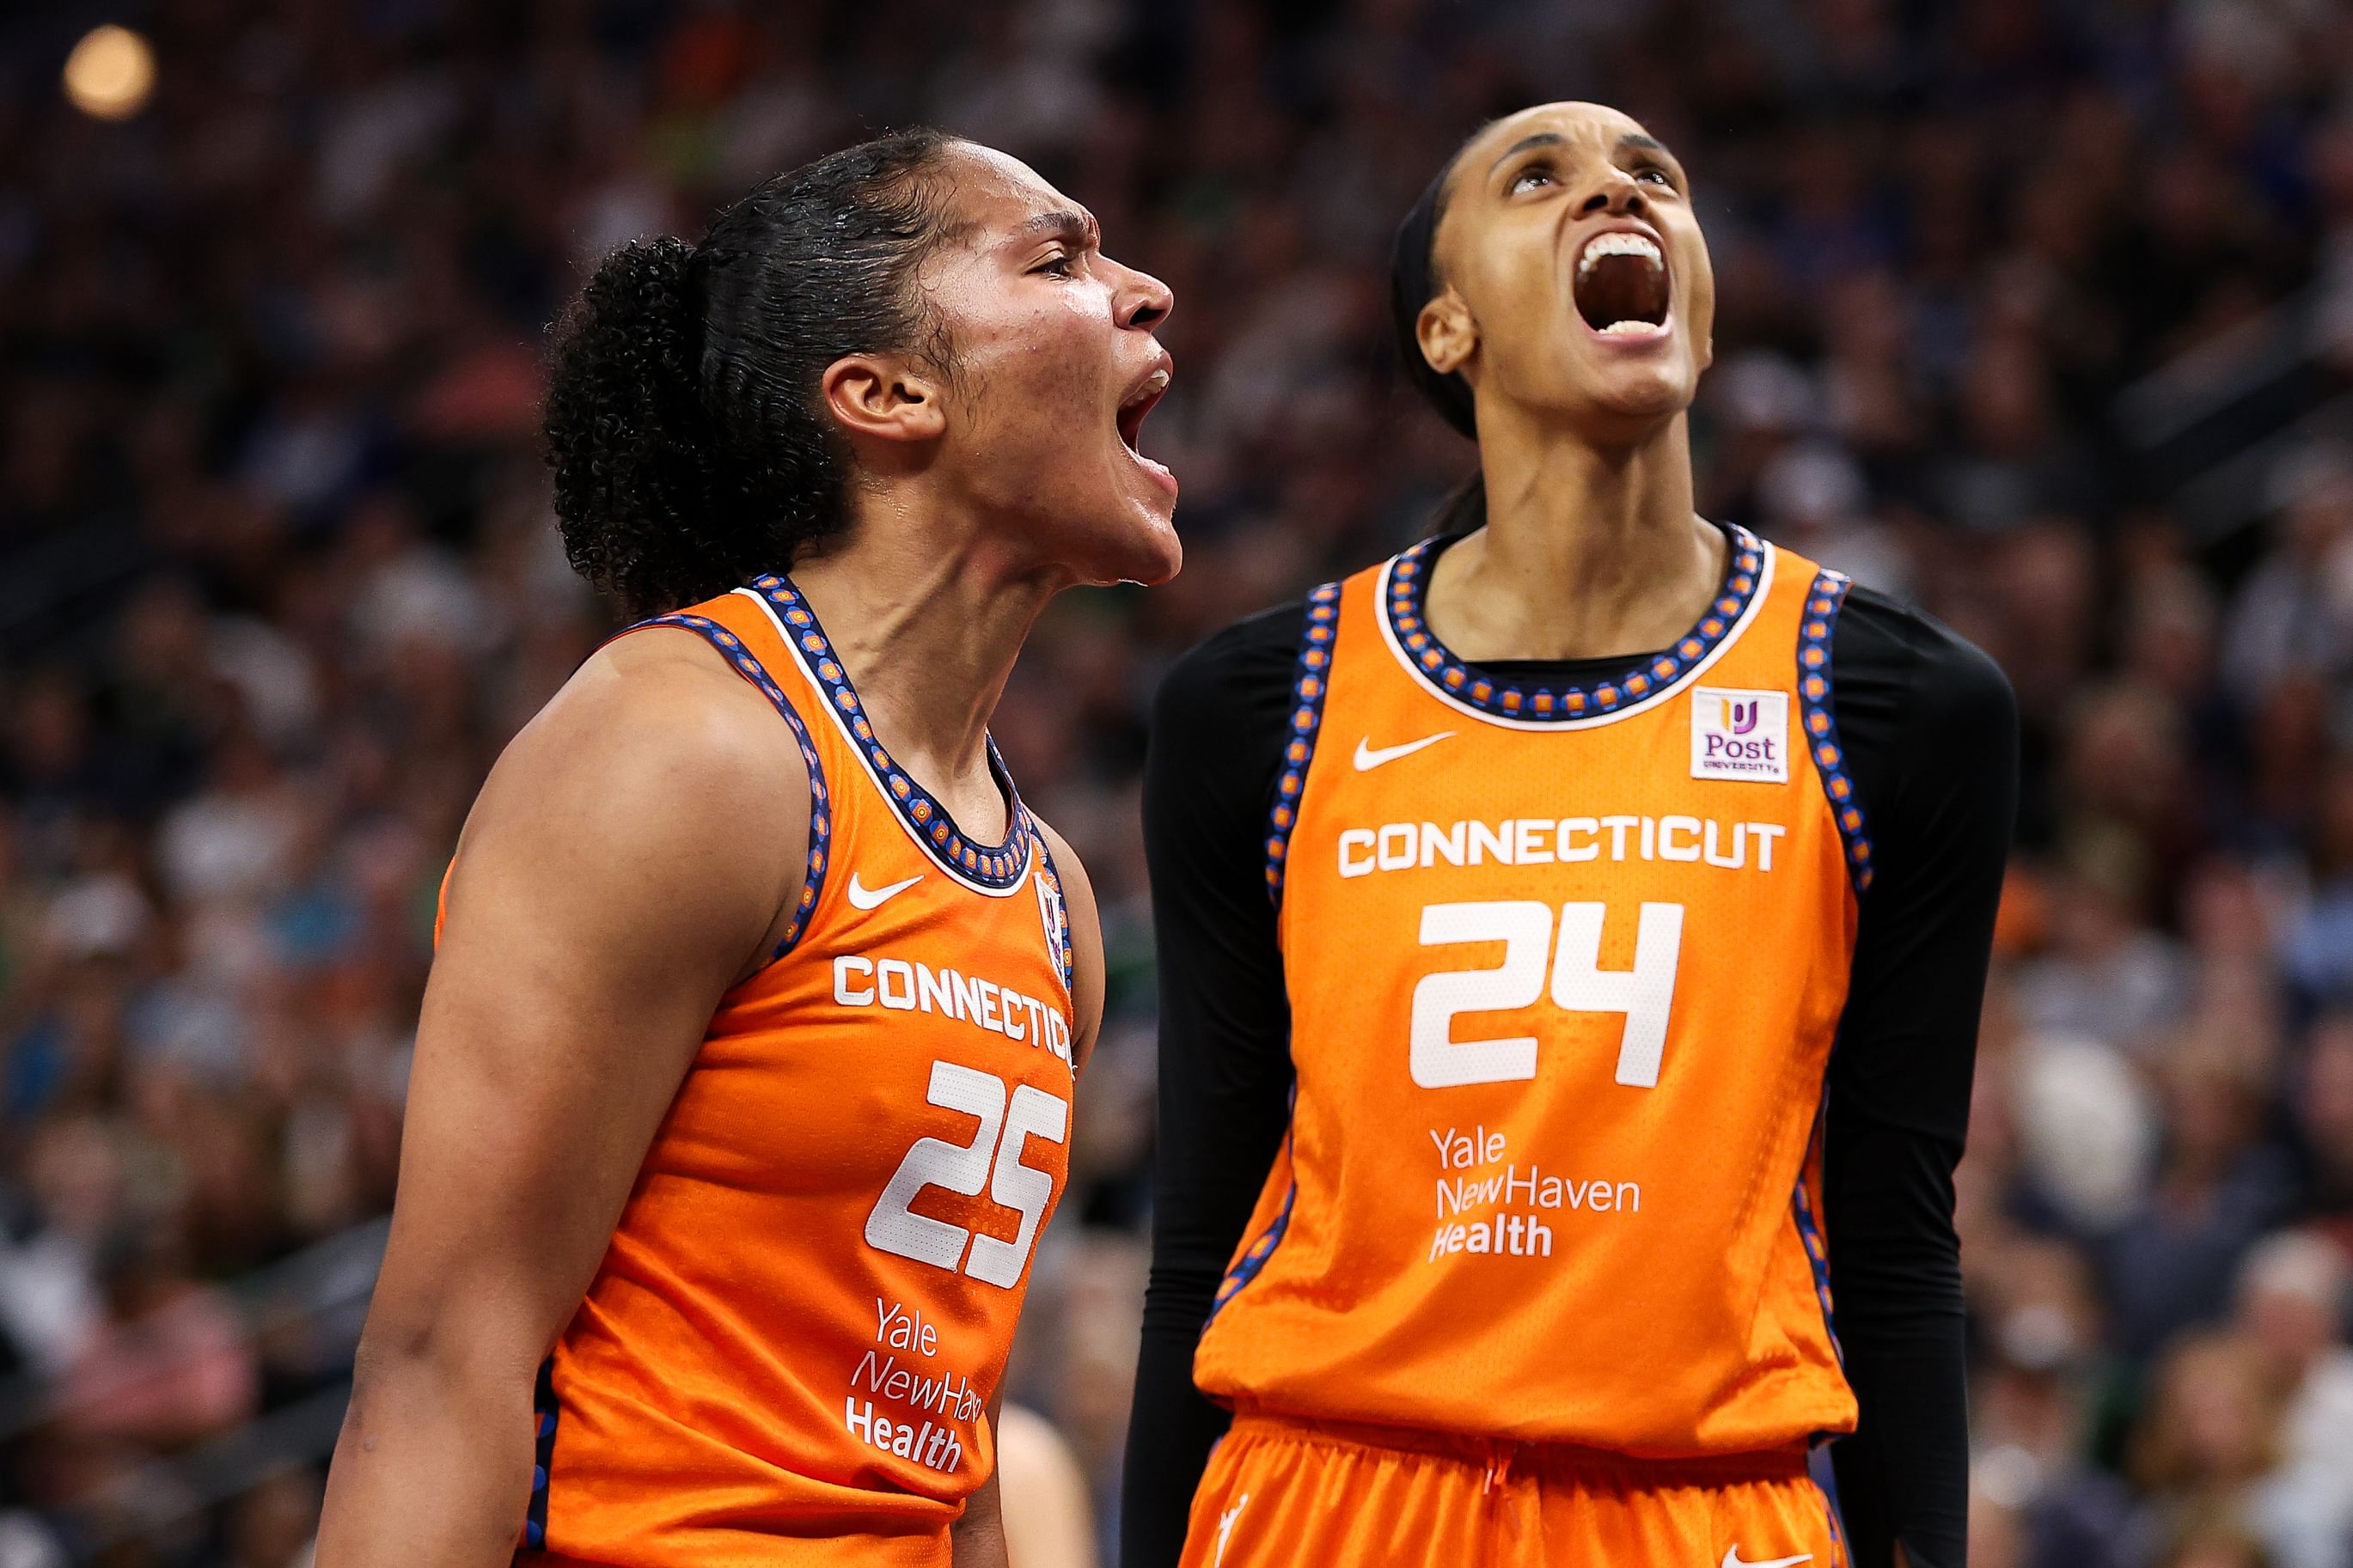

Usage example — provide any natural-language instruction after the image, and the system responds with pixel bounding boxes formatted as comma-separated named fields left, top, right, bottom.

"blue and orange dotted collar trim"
left=744, top=574, right=1036, bottom=893
left=1380, top=522, right=1767, bottom=724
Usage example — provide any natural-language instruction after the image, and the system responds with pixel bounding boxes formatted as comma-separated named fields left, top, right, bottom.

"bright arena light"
left=63, top=25, right=156, bottom=121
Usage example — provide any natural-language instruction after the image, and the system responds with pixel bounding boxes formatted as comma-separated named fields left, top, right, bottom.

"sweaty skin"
left=1126, top=102, right=2001, bottom=1568
left=318, top=636, right=817, bottom=1568
left=319, top=140, right=1146, bottom=1568
left=1417, top=102, right=1727, bottom=671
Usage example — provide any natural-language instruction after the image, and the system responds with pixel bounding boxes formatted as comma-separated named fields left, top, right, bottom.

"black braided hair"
left=544, top=128, right=963, bottom=616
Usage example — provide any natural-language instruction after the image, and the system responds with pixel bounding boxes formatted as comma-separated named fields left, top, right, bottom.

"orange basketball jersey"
left=1192, top=524, right=1868, bottom=1457
left=507, top=576, right=1079, bottom=1566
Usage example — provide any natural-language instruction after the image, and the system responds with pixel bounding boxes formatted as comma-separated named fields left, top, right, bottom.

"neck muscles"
left=787, top=519, right=1061, bottom=831
left=1431, top=412, right=1720, bottom=663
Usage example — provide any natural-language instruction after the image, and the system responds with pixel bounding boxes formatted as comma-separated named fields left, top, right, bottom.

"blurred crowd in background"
left=5, top=0, right=2353, bottom=1565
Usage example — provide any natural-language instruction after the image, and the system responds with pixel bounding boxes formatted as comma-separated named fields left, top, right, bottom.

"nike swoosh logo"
left=846, top=872, right=924, bottom=911
left=1353, top=731, right=1454, bottom=770
left=1721, top=1551, right=1812, bottom=1568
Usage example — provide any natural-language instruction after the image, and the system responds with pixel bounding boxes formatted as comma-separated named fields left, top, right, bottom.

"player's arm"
left=315, top=632, right=805, bottom=1568
left=1121, top=612, right=1305, bottom=1568
left=1821, top=605, right=2018, bottom=1568
left=951, top=1390, right=1011, bottom=1568
left=993, top=1404, right=1099, bottom=1568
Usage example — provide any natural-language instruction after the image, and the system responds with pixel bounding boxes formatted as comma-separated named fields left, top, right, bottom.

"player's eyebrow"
left=1486, top=131, right=1680, bottom=177
left=1488, top=132, right=1565, bottom=175
left=1011, top=209, right=1098, bottom=250
left=1609, top=132, right=1684, bottom=174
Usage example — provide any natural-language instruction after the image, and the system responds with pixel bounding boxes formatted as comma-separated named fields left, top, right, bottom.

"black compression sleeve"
left=1820, top=595, right=2018, bottom=1568
left=1122, top=608, right=1302, bottom=1568
left=1121, top=586, right=2014, bottom=1568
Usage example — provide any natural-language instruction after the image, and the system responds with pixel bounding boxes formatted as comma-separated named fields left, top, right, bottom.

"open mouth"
left=1116, top=367, right=1168, bottom=452
left=1115, top=357, right=1178, bottom=497
left=1574, top=229, right=1672, bottom=339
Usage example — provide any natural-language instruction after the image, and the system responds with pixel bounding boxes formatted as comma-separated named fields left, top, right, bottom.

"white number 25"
left=864, top=1061, right=1067, bottom=1289
left=1409, top=900, right=1684, bottom=1089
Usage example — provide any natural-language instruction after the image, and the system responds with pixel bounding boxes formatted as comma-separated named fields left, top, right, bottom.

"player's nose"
left=1577, top=168, right=1648, bottom=221
left=1109, top=258, right=1174, bottom=332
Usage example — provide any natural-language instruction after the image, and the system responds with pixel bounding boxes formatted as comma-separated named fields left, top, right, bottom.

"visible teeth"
left=1600, top=319, right=1665, bottom=336
left=1578, top=232, right=1663, bottom=278
left=1134, top=368, right=1170, bottom=403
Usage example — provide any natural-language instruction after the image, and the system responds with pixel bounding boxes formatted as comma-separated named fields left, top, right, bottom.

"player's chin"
left=1574, top=356, right=1697, bottom=427
left=1079, top=452, right=1183, bottom=584
left=1131, top=521, right=1183, bottom=585
left=1057, top=495, right=1181, bottom=588
left=1096, top=503, right=1183, bottom=587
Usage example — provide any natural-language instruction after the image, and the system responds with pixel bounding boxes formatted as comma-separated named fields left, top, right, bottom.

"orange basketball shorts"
left=1178, top=1412, right=1849, bottom=1568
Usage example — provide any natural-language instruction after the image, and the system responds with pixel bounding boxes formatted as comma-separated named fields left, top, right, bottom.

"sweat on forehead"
left=1448, top=103, right=1664, bottom=203
left=933, top=143, right=1094, bottom=247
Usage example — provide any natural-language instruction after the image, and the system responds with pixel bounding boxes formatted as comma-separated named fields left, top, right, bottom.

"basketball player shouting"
left=317, top=131, right=1180, bottom=1566
left=1124, top=103, right=2014, bottom=1568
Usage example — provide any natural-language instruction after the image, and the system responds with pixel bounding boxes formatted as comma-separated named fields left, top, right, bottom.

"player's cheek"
left=1028, top=321, right=1106, bottom=432
left=1679, top=237, right=1714, bottom=320
left=979, top=347, right=1080, bottom=455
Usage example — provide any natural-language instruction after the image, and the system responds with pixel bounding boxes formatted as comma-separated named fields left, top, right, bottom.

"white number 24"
left=1410, top=900, right=1684, bottom=1089
left=864, top=1062, right=1067, bottom=1289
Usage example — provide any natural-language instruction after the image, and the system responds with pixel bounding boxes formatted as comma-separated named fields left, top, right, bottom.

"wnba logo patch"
left=1690, top=688, right=1788, bottom=783
left=1034, top=869, right=1070, bottom=990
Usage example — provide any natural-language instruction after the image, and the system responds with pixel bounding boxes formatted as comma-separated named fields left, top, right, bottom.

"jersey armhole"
left=1794, top=571, right=1873, bottom=896
left=1029, top=827, right=1077, bottom=997
left=619, top=613, right=834, bottom=961
left=1264, top=581, right=1342, bottom=911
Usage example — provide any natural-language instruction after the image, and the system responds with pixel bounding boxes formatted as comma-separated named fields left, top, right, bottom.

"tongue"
left=1576, top=253, right=1666, bottom=330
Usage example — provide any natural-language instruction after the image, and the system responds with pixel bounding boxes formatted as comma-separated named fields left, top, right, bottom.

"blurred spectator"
left=2222, top=452, right=2353, bottom=700
left=2303, top=1018, right=2353, bottom=1249
left=1971, top=1237, right=2143, bottom=1568
left=2281, top=762, right=2353, bottom=1012
left=2154, top=1516, right=2277, bottom=1568
left=2010, top=1032, right=2159, bottom=1235
left=2103, top=1036, right=2297, bottom=1359
left=2015, top=838, right=2187, bottom=1053
left=59, top=1228, right=257, bottom=1449
left=2127, top=1333, right=2293, bottom=1562
left=2229, top=1233, right=2353, bottom=1568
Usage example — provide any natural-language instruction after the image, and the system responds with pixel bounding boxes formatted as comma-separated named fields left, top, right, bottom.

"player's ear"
left=822, top=353, right=949, bottom=445
left=1417, top=290, right=1477, bottom=380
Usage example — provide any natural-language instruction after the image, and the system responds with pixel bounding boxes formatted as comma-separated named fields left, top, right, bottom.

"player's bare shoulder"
left=451, top=623, right=816, bottom=976
left=505, top=625, right=810, bottom=810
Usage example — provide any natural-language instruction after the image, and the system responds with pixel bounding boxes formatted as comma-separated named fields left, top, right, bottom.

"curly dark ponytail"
left=544, top=128, right=961, bottom=616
